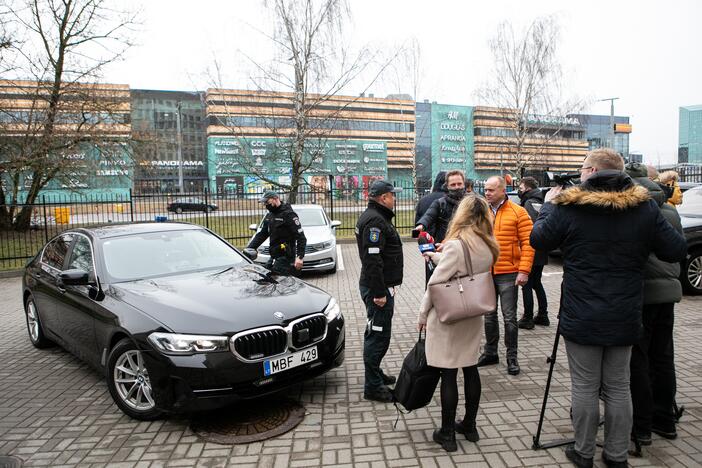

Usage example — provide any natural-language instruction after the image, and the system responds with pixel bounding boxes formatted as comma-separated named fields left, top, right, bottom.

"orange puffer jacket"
left=492, top=199, right=535, bottom=275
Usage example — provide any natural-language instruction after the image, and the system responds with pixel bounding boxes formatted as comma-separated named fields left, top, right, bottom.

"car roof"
left=72, top=222, right=204, bottom=239
left=290, top=204, right=324, bottom=210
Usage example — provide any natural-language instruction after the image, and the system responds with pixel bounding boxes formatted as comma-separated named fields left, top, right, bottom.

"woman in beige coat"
left=418, top=195, right=499, bottom=452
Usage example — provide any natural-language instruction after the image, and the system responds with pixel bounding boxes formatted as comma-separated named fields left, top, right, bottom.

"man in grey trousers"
left=530, top=149, right=686, bottom=468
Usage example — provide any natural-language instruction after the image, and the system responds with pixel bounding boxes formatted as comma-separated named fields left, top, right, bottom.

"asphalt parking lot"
left=1, top=244, right=701, bottom=467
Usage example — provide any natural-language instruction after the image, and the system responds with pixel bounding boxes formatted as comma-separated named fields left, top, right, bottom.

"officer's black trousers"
left=359, top=285, right=394, bottom=392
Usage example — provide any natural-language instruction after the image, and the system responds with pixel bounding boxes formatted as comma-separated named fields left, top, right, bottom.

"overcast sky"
left=105, top=0, right=702, bottom=166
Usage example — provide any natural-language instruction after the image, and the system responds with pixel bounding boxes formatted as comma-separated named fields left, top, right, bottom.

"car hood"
left=681, top=213, right=702, bottom=229
left=109, top=264, right=331, bottom=334
left=256, top=225, right=333, bottom=246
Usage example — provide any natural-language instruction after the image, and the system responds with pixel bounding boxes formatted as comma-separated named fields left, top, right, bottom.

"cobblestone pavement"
left=1, top=244, right=701, bottom=468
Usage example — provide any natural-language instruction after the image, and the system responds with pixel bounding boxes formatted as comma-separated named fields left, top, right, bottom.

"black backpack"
left=393, top=332, right=440, bottom=412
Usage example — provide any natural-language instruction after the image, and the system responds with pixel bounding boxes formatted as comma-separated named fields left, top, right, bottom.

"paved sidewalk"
left=0, top=244, right=700, bottom=467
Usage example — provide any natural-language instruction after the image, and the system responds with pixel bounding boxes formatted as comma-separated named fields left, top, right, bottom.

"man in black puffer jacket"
left=415, top=171, right=447, bottom=228
left=415, top=170, right=473, bottom=244
left=531, top=149, right=686, bottom=468
left=517, top=177, right=550, bottom=329
left=625, top=162, right=684, bottom=444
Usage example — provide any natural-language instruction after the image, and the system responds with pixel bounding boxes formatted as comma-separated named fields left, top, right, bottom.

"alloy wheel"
left=689, top=254, right=702, bottom=290
left=26, top=301, right=39, bottom=342
left=113, top=349, right=155, bottom=411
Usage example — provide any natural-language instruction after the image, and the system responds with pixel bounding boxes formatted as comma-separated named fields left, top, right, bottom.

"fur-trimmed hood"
left=553, top=170, right=651, bottom=210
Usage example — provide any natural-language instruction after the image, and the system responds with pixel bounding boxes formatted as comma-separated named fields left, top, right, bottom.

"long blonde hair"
left=444, top=195, right=499, bottom=263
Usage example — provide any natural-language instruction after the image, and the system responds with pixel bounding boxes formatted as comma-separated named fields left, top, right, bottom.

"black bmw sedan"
left=22, top=222, right=345, bottom=420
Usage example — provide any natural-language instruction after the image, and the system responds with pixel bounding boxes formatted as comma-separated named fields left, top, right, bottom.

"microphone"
left=417, top=232, right=436, bottom=271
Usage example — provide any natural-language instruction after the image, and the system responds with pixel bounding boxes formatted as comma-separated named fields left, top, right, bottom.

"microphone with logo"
left=417, top=231, right=436, bottom=271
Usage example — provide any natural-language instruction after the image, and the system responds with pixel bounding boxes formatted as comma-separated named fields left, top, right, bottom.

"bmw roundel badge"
left=274, top=311, right=285, bottom=321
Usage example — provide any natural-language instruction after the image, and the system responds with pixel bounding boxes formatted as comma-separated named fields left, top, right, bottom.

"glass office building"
left=679, top=105, right=702, bottom=164
left=570, top=114, right=631, bottom=160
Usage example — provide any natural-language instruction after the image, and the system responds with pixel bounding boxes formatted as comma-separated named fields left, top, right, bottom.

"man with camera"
left=531, top=149, right=686, bottom=468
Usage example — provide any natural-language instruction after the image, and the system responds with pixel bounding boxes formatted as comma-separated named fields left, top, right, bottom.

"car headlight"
left=148, top=332, right=229, bottom=355
left=322, top=241, right=333, bottom=249
left=324, top=297, right=342, bottom=322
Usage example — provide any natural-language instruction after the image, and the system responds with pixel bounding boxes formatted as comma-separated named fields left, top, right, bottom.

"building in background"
left=570, top=113, right=632, bottom=160
left=130, top=90, right=207, bottom=193
left=679, top=105, right=702, bottom=164
left=472, top=106, right=588, bottom=178
left=205, top=89, right=415, bottom=196
left=0, top=79, right=132, bottom=201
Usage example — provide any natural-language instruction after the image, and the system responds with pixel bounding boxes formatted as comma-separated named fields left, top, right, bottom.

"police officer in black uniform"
left=355, top=180, right=404, bottom=402
left=247, top=191, right=307, bottom=276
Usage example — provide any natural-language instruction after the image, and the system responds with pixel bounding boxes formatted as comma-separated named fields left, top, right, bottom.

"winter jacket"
left=518, top=188, right=549, bottom=266
left=415, top=171, right=447, bottom=226
left=247, top=202, right=307, bottom=259
left=530, top=170, right=687, bottom=347
left=492, top=198, right=535, bottom=275
left=355, top=200, right=404, bottom=297
left=416, top=194, right=462, bottom=243
left=418, top=237, right=493, bottom=368
left=625, top=163, right=684, bottom=304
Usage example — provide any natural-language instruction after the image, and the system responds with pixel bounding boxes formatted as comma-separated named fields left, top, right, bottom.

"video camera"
left=545, top=171, right=580, bottom=187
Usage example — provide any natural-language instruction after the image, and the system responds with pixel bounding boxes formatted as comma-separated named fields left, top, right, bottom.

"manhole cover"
left=0, top=456, right=23, bottom=468
left=190, top=398, right=305, bottom=444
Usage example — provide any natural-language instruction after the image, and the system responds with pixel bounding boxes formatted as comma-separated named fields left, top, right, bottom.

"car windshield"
left=101, top=229, right=245, bottom=282
left=294, top=208, right=327, bottom=226
left=679, top=187, right=702, bottom=217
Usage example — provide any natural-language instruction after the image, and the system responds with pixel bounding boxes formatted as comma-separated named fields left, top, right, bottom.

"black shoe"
left=517, top=316, right=535, bottom=329
left=381, top=371, right=396, bottom=386
left=507, top=357, right=520, bottom=376
left=455, top=420, right=479, bottom=442
left=564, top=445, right=593, bottom=468
left=363, top=386, right=393, bottom=403
left=601, top=452, right=628, bottom=468
left=432, top=428, right=457, bottom=452
left=631, top=431, right=652, bottom=446
left=651, top=425, right=678, bottom=440
left=533, top=313, right=550, bottom=326
left=477, top=353, right=499, bottom=367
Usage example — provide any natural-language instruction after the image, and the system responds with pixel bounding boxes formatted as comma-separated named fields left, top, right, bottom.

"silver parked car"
left=249, top=204, right=341, bottom=273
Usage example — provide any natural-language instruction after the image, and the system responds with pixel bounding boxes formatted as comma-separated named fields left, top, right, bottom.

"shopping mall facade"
left=0, top=79, right=633, bottom=200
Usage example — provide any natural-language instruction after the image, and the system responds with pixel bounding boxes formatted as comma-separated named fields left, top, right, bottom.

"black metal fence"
left=0, top=182, right=439, bottom=270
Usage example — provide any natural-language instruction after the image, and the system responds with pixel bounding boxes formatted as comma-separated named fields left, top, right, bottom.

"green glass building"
left=679, top=105, right=702, bottom=164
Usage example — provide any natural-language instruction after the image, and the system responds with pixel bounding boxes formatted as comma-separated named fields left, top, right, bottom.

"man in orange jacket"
left=478, top=176, right=535, bottom=375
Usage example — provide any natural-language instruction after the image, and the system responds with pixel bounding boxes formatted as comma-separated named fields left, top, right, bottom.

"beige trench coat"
left=418, top=236, right=495, bottom=369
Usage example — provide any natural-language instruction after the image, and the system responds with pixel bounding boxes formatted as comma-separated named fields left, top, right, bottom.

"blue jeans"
left=484, top=273, right=518, bottom=359
left=359, top=285, right=394, bottom=392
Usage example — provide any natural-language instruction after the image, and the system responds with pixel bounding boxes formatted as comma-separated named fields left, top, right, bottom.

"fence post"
left=204, top=187, right=209, bottom=229
left=129, top=188, right=134, bottom=222
left=41, top=195, right=49, bottom=243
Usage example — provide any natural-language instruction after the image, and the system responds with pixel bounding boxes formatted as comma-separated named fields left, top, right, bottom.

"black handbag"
left=392, top=331, right=440, bottom=412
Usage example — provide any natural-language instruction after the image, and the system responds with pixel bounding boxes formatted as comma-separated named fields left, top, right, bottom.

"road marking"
left=543, top=271, right=563, bottom=277
left=336, top=245, right=345, bottom=271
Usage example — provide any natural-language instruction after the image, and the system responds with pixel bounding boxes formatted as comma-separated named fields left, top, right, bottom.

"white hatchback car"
left=248, top=204, right=341, bottom=273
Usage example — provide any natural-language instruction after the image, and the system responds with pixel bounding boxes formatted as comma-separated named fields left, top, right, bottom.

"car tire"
left=175, top=207, right=183, bottom=214
left=106, top=338, right=163, bottom=421
left=25, top=296, right=53, bottom=348
left=682, top=248, right=702, bottom=295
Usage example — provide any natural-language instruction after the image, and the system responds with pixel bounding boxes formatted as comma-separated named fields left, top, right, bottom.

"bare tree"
left=0, top=0, right=137, bottom=230
left=210, top=0, right=396, bottom=202
left=476, top=16, right=584, bottom=178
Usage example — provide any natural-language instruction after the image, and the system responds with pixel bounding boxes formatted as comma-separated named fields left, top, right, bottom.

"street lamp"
left=598, top=97, right=619, bottom=150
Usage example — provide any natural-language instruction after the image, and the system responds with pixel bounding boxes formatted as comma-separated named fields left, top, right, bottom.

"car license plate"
left=263, top=346, right=318, bottom=376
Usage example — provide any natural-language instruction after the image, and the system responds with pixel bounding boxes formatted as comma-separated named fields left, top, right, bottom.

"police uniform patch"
left=293, top=217, right=300, bottom=226
left=369, top=227, right=381, bottom=243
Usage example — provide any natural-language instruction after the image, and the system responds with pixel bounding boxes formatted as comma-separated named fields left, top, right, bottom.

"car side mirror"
left=60, top=269, right=91, bottom=286
left=249, top=224, right=258, bottom=231
left=330, top=220, right=341, bottom=228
